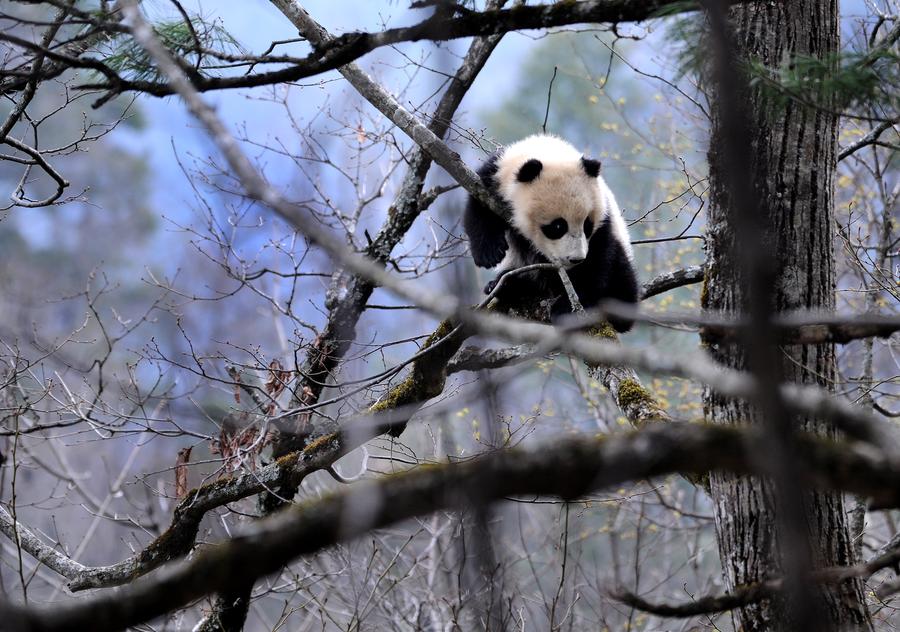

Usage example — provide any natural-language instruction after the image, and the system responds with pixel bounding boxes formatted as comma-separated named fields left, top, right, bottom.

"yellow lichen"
left=301, top=432, right=339, bottom=456
left=274, top=451, right=300, bottom=469
left=367, top=320, right=455, bottom=415
left=588, top=322, right=618, bottom=341
left=423, top=319, right=454, bottom=347
left=368, top=376, right=418, bottom=413
left=617, top=378, right=659, bottom=411
left=699, top=271, right=710, bottom=308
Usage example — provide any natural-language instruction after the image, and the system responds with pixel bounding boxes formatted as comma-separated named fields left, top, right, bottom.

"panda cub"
left=464, top=134, right=639, bottom=332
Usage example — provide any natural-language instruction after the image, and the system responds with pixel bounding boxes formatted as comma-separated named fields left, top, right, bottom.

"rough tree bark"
left=702, top=2, right=873, bottom=630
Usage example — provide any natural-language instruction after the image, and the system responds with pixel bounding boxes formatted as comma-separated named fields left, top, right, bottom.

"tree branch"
left=262, top=0, right=508, bottom=512
left=447, top=343, right=537, bottom=374
left=5, top=423, right=900, bottom=632
left=613, top=535, right=900, bottom=617
left=269, top=0, right=504, bottom=215
left=838, top=118, right=899, bottom=161
left=702, top=313, right=900, bottom=345
left=593, top=303, right=900, bottom=345
left=0, top=506, right=88, bottom=583
left=49, top=0, right=890, bottom=598
left=57, top=1, right=747, bottom=99
left=447, top=266, right=707, bottom=374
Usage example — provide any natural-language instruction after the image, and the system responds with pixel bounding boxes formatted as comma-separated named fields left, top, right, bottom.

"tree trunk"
left=702, top=2, right=874, bottom=630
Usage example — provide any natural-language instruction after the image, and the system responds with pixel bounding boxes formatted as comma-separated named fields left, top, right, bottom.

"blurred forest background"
left=0, top=1, right=897, bottom=631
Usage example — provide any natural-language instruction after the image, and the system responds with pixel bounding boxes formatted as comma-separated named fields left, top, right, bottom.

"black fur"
left=516, top=158, right=543, bottom=183
left=564, top=218, right=639, bottom=332
left=580, top=156, right=601, bottom=178
left=463, top=153, right=510, bottom=268
left=463, top=152, right=639, bottom=332
left=494, top=220, right=638, bottom=331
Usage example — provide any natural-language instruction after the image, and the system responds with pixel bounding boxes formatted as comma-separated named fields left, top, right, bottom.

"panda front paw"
left=483, top=276, right=500, bottom=295
left=471, top=238, right=508, bottom=269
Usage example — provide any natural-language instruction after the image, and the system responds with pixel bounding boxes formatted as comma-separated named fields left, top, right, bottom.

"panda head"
left=495, top=134, right=605, bottom=268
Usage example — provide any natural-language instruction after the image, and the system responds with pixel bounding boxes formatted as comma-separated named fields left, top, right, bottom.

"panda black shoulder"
left=463, top=151, right=511, bottom=269
left=476, top=151, right=501, bottom=185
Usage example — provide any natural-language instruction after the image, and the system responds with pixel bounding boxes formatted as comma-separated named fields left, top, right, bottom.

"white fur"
left=598, top=178, right=634, bottom=261
left=496, top=235, right=525, bottom=272
left=492, top=134, right=632, bottom=269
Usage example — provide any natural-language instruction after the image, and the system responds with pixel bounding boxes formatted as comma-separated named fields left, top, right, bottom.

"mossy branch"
left=10, top=423, right=900, bottom=632
left=368, top=319, right=470, bottom=437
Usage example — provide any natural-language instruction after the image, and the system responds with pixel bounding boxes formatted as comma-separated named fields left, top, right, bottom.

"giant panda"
left=463, top=134, right=639, bottom=332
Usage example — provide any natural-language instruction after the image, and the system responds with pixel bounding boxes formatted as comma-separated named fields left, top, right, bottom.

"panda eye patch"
left=583, top=218, right=594, bottom=236
left=540, top=218, right=568, bottom=240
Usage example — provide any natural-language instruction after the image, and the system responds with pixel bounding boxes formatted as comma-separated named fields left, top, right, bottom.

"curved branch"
left=260, top=0, right=508, bottom=513
left=3, top=137, right=70, bottom=207
left=703, top=314, right=900, bottom=345
left=5, top=423, right=900, bottom=632
left=594, top=302, right=900, bottom=345
left=0, top=506, right=87, bottom=582
left=269, top=0, right=504, bottom=216
left=43, top=0, right=890, bottom=599
left=640, top=264, right=704, bottom=299
left=613, top=538, right=900, bottom=617
left=612, top=583, right=777, bottom=618
left=446, top=265, right=707, bottom=374
left=62, top=1, right=748, bottom=99
left=448, top=343, right=537, bottom=374
left=839, top=118, right=900, bottom=161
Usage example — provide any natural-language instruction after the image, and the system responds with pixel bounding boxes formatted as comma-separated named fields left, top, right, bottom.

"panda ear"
left=516, top=159, right=543, bottom=183
left=581, top=157, right=601, bottom=178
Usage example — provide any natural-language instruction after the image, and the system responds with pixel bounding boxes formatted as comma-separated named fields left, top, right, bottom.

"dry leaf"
left=264, top=359, right=290, bottom=415
left=264, top=359, right=285, bottom=397
left=227, top=366, right=242, bottom=404
left=210, top=413, right=265, bottom=473
left=175, top=446, right=192, bottom=499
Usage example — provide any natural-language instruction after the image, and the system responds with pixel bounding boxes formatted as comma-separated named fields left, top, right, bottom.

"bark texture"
left=702, top=2, right=874, bottom=630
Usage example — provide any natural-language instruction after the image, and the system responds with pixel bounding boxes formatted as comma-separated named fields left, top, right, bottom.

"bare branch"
left=53, top=6, right=890, bottom=605
left=0, top=506, right=88, bottom=583
left=592, top=303, right=900, bottom=345
left=614, top=536, right=900, bottom=617
left=57, top=1, right=748, bottom=99
left=260, top=0, right=508, bottom=513
left=447, top=265, right=707, bottom=373
left=640, top=264, right=705, bottom=299
left=838, top=118, right=900, bottom=161
left=702, top=313, right=900, bottom=345
left=447, top=343, right=536, bottom=374
left=270, top=0, right=506, bottom=216
left=5, top=423, right=900, bottom=632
